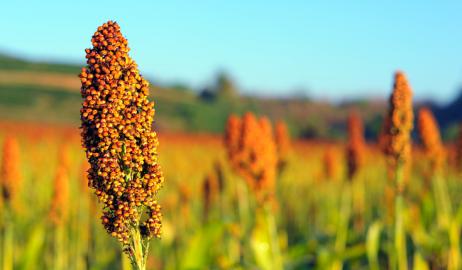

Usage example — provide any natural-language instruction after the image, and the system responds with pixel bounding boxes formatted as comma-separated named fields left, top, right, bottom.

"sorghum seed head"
left=224, top=113, right=277, bottom=203
left=456, top=124, right=462, bottom=170
left=80, top=21, right=164, bottom=246
left=274, top=120, right=291, bottom=172
left=1, top=136, right=21, bottom=206
left=417, top=107, right=445, bottom=172
left=323, top=145, right=339, bottom=180
left=257, top=117, right=278, bottom=195
left=224, top=114, right=241, bottom=171
left=346, top=111, right=366, bottom=179
left=381, top=71, right=414, bottom=190
left=202, top=171, right=219, bottom=221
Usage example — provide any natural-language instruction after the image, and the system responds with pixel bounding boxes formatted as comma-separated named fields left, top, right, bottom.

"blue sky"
left=1, top=1, right=461, bottom=103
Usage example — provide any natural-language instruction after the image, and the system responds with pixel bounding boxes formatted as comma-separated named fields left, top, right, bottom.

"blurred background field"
left=2, top=120, right=462, bottom=269
left=1, top=53, right=462, bottom=140
left=2, top=1, right=462, bottom=269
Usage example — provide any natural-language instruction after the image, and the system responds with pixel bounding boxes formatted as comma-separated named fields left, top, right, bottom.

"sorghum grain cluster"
left=381, top=71, right=414, bottom=191
left=224, top=113, right=277, bottom=202
left=346, top=111, right=366, bottom=179
left=417, top=107, right=445, bottom=172
left=79, top=21, right=164, bottom=247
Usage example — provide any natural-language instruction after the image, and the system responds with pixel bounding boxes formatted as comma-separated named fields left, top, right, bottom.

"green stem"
left=2, top=209, right=13, bottom=270
left=366, top=222, right=382, bottom=270
left=237, top=180, right=250, bottom=229
left=394, top=164, right=407, bottom=270
left=331, top=183, right=352, bottom=270
left=449, top=220, right=460, bottom=270
left=430, top=172, right=459, bottom=269
left=432, top=174, right=452, bottom=229
left=264, top=205, right=283, bottom=270
left=128, top=226, right=148, bottom=270
left=236, top=179, right=250, bottom=265
left=122, top=250, right=132, bottom=270
left=54, top=225, right=65, bottom=270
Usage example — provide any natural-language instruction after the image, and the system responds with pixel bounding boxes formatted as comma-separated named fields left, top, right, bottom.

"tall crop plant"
left=79, top=21, right=164, bottom=270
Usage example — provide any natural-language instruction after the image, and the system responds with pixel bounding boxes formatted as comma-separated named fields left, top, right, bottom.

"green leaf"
left=18, top=224, right=46, bottom=270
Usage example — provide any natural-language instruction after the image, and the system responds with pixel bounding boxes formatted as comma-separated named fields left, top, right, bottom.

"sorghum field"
left=2, top=106, right=462, bottom=270
left=1, top=13, right=462, bottom=270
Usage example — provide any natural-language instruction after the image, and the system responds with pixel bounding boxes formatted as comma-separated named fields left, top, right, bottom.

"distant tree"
left=198, top=87, right=216, bottom=102
left=215, top=72, right=238, bottom=99
left=290, top=87, right=311, bottom=101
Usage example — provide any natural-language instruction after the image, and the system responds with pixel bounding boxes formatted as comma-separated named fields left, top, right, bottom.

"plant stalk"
left=2, top=208, right=13, bottom=270
left=332, top=182, right=352, bottom=270
left=264, top=204, right=284, bottom=270
left=128, top=226, right=148, bottom=270
left=394, top=164, right=407, bottom=270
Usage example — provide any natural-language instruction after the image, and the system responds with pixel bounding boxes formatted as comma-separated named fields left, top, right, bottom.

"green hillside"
left=0, top=53, right=388, bottom=139
left=0, top=53, right=80, bottom=74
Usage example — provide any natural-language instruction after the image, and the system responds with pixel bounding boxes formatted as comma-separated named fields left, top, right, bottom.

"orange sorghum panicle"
left=49, top=166, right=69, bottom=226
left=79, top=21, right=164, bottom=246
left=378, top=115, right=390, bottom=153
left=346, top=111, right=366, bottom=179
left=202, top=171, right=219, bottom=221
left=274, top=120, right=291, bottom=171
left=237, top=112, right=260, bottom=186
left=213, top=160, right=225, bottom=193
left=382, top=71, right=414, bottom=191
left=224, top=114, right=242, bottom=171
left=323, top=145, right=339, bottom=181
left=456, top=124, right=462, bottom=170
left=257, top=117, right=278, bottom=196
left=417, top=107, right=445, bottom=173
left=1, top=136, right=21, bottom=205
left=224, top=113, right=277, bottom=203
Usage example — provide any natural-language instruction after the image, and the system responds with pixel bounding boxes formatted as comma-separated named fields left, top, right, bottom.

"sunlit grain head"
left=381, top=71, right=414, bottom=190
left=80, top=20, right=164, bottom=246
left=202, top=171, right=219, bottom=221
left=346, top=111, right=366, bottom=179
left=417, top=107, right=445, bottom=172
left=274, top=120, right=291, bottom=172
left=1, top=136, right=21, bottom=207
left=224, top=113, right=278, bottom=204
left=456, top=124, right=462, bottom=170
left=224, top=114, right=242, bottom=170
left=323, top=145, right=340, bottom=181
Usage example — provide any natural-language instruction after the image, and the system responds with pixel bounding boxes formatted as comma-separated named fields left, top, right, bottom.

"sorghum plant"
left=202, top=171, right=219, bottom=222
left=323, top=146, right=339, bottom=181
left=274, top=120, right=291, bottom=173
left=224, top=113, right=282, bottom=270
left=224, top=113, right=277, bottom=203
left=417, top=107, right=445, bottom=174
left=382, top=71, right=414, bottom=270
left=1, top=136, right=21, bottom=208
left=1, top=136, right=21, bottom=270
left=418, top=107, right=457, bottom=268
left=346, top=111, right=365, bottom=180
left=224, top=114, right=242, bottom=173
left=456, top=124, right=462, bottom=170
left=79, top=21, right=164, bottom=270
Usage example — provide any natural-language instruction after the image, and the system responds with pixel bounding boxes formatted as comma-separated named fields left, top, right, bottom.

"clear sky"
left=1, top=1, right=461, bottom=103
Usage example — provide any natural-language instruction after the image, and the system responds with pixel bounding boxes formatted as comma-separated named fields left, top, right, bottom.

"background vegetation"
left=3, top=53, right=452, bottom=140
